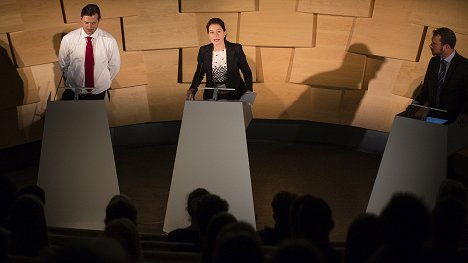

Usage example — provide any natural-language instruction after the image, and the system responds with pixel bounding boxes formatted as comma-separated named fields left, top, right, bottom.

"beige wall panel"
left=348, top=0, right=425, bottom=61
left=0, top=0, right=23, bottom=33
left=297, top=0, right=372, bottom=17
left=252, top=48, right=342, bottom=122
left=316, top=15, right=355, bottom=50
left=181, top=0, right=255, bottom=12
left=181, top=46, right=257, bottom=83
left=62, top=0, right=137, bottom=23
left=107, top=85, right=151, bottom=127
left=193, top=13, right=239, bottom=45
left=409, top=0, right=468, bottom=35
left=124, top=14, right=199, bottom=50
left=0, top=103, right=43, bottom=149
left=112, top=51, right=148, bottom=89
left=10, top=18, right=120, bottom=68
left=143, top=49, right=189, bottom=121
left=98, top=18, right=124, bottom=51
left=393, top=30, right=468, bottom=98
left=135, top=0, right=180, bottom=16
left=17, top=0, right=63, bottom=31
left=343, top=58, right=410, bottom=131
left=10, top=24, right=77, bottom=67
left=239, top=1, right=315, bottom=47
left=17, top=103, right=43, bottom=143
left=0, top=34, right=13, bottom=66
left=17, top=67, right=40, bottom=106
left=30, top=63, right=62, bottom=115
left=290, top=47, right=366, bottom=90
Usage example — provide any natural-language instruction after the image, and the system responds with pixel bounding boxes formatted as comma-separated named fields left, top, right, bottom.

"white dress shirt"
left=58, top=27, right=120, bottom=94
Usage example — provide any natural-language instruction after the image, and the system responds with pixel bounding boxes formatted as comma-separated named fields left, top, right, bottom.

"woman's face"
left=208, top=23, right=225, bottom=45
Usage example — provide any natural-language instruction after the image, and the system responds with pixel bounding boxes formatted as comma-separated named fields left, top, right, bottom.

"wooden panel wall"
left=1, top=0, right=468, bottom=148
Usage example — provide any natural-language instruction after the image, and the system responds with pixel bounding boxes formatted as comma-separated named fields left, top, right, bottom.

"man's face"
left=81, top=14, right=99, bottom=35
left=429, top=35, right=445, bottom=56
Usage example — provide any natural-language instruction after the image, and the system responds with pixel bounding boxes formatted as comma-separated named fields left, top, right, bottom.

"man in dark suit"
left=414, top=27, right=468, bottom=127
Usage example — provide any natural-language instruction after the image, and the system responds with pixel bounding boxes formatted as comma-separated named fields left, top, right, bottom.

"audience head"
left=0, top=227, right=8, bottom=263
left=431, top=196, right=466, bottom=248
left=17, top=185, right=45, bottom=204
left=196, top=194, right=229, bottom=235
left=203, top=212, right=237, bottom=263
left=50, top=237, right=126, bottom=263
left=433, top=27, right=456, bottom=49
left=297, top=195, right=334, bottom=243
left=436, top=179, right=466, bottom=205
left=380, top=193, right=430, bottom=250
left=290, top=195, right=310, bottom=237
left=9, top=194, right=48, bottom=256
left=104, top=218, right=142, bottom=263
left=186, top=188, right=210, bottom=223
left=272, top=191, right=298, bottom=226
left=213, top=222, right=264, bottom=263
left=345, top=213, right=382, bottom=263
left=271, top=239, right=324, bottom=263
left=105, top=194, right=138, bottom=226
left=0, top=175, right=17, bottom=229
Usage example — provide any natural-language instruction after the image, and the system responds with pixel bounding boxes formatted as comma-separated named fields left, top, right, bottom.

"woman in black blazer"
left=187, top=18, right=253, bottom=100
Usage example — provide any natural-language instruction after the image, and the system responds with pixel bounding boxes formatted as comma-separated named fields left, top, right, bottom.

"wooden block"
left=0, top=103, right=43, bottom=149
left=10, top=18, right=120, bottom=67
left=123, top=14, right=199, bottom=50
left=135, top=0, right=180, bottom=16
left=289, top=47, right=366, bottom=90
left=182, top=46, right=257, bottom=83
left=348, top=0, right=425, bottom=61
left=17, top=0, right=63, bottom=31
left=0, top=0, right=23, bottom=33
left=297, top=0, right=372, bottom=17
left=29, top=63, right=62, bottom=115
left=239, top=1, right=315, bottom=47
left=112, top=51, right=148, bottom=89
left=62, top=0, right=137, bottom=23
left=316, top=15, right=355, bottom=50
left=9, top=24, right=78, bottom=67
left=98, top=18, right=124, bottom=51
left=107, top=85, right=151, bottom=127
left=143, top=49, right=188, bottom=121
left=342, top=58, right=410, bottom=132
left=17, top=67, right=40, bottom=105
left=409, top=0, right=468, bottom=35
left=181, top=0, right=256, bottom=12
left=192, top=13, right=239, bottom=45
left=17, top=102, right=44, bottom=143
left=0, top=33, right=14, bottom=67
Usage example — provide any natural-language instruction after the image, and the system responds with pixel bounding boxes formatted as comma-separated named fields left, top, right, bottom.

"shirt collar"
left=80, top=28, right=100, bottom=39
left=442, top=50, right=456, bottom=64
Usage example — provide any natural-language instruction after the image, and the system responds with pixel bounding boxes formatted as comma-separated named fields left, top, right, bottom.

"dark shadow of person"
left=0, top=38, right=25, bottom=149
left=281, top=43, right=385, bottom=148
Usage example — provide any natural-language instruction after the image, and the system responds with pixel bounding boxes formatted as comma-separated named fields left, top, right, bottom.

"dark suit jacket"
left=190, top=40, right=253, bottom=100
left=415, top=52, right=468, bottom=122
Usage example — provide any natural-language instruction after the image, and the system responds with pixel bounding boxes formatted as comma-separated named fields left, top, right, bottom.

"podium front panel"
left=164, top=101, right=255, bottom=232
left=38, top=100, right=119, bottom=230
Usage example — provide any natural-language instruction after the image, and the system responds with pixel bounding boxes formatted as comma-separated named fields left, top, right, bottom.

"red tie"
left=85, top=36, right=94, bottom=93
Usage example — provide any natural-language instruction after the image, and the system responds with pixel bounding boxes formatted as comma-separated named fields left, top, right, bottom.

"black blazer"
left=190, top=40, right=253, bottom=100
left=415, top=52, right=468, bottom=122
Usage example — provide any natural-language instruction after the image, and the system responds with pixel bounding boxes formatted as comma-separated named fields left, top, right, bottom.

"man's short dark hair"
left=81, top=4, right=101, bottom=20
left=433, top=27, right=456, bottom=49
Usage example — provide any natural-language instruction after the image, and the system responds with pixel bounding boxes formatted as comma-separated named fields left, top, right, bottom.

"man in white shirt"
left=58, top=4, right=120, bottom=100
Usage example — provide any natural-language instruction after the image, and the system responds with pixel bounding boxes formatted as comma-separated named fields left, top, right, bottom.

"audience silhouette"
left=8, top=194, right=49, bottom=256
left=344, top=213, right=382, bottom=263
left=104, top=217, right=143, bottom=263
left=0, top=176, right=17, bottom=230
left=258, top=191, right=298, bottom=246
left=271, top=238, right=324, bottom=263
left=167, top=188, right=210, bottom=243
left=202, top=211, right=237, bottom=263
left=104, top=194, right=138, bottom=226
left=212, top=222, right=265, bottom=263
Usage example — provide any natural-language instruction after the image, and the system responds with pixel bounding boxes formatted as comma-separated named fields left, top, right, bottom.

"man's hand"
left=456, top=113, right=468, bottom=128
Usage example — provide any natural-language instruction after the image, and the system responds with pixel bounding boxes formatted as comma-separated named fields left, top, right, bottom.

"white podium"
left=163, top=101, right=256, bottom=232
left=37, top=100, right=119, bottom=230
left=366, top=115, right=468, bottom=214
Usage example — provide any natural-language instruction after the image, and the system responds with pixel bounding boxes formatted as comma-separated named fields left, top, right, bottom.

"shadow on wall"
left=281, top=43, right=386, bottom=146
left=0, top=39, right=25, bottom=149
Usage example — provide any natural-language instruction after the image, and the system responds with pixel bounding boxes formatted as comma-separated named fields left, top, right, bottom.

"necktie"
left=436, top=59, right=447, bottom=107
left=85, top=36, right=94, bottom=93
